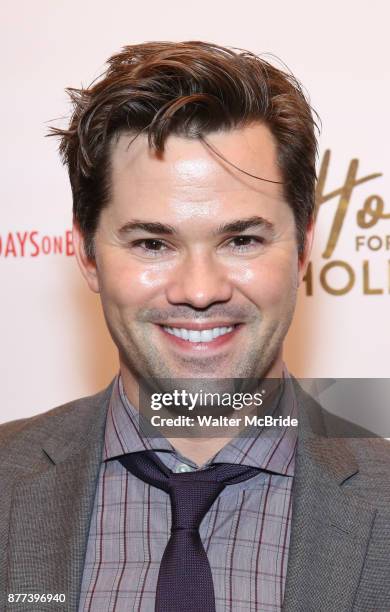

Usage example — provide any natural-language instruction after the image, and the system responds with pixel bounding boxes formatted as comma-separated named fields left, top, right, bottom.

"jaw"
left=117, top=316, right=287, bottom=390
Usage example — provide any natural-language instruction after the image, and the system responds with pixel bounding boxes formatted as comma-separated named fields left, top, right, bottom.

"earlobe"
left=72, top=223, right=100, bottom=293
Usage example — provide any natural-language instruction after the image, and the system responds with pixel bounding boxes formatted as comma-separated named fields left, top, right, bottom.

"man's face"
left=74, top=123, right=312, bottom=396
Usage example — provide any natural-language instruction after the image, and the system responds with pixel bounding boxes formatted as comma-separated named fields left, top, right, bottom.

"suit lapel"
left=3, top=378, right=382, bottom=611
left=282, top=383, right=377, bottom=612
left=5, top=383, right=113, bottom=611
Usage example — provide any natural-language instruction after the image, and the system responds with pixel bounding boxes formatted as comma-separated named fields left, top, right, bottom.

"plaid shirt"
left=79, top=373, right=297, bottom=611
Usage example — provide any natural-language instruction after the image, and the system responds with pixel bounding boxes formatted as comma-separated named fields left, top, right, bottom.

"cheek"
left=229, top=255, right=298, bottom=308
left=98, top=254, right=171, bottom=308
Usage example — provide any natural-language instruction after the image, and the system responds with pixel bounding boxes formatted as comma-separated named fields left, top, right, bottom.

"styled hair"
left=50, top=40, right=318, bottom=258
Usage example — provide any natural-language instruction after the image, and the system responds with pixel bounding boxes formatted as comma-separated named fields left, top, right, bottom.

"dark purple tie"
left=118, top=451, right=260, bottom=612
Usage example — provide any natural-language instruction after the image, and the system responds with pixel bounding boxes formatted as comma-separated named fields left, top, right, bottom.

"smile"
left=162, top=325, right=234, bottom=343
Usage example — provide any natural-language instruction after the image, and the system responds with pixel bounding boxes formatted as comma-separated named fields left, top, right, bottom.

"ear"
left=298, top=217, right=315, bottom=284
left=72, top=222, right=100, bottom=293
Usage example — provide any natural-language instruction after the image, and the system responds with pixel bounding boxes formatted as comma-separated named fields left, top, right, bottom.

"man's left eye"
left=228, top=236, right=264, bottom=250
left=141, top=239, right=166, bottom=251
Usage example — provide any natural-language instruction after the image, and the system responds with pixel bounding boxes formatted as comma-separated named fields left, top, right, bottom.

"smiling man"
left=74, top=123, right=309, bottom=462
left=1, top=41, right=390, bottom=612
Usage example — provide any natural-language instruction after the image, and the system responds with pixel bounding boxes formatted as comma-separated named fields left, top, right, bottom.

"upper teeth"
left=163, top=326, right=234, bottom=343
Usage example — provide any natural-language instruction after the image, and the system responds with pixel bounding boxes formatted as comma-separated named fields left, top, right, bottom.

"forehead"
left=111, top=122, right=282, bottom=187
left=107, top=123, right=287, bottom=222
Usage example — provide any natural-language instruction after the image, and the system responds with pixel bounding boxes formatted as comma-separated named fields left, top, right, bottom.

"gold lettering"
left=363, top=260, right=383, bottom=295
left=319, top=260, right=355, bottom=295
left=355, top=235, right=365, bottom=251
left=357, top=195, right=390, bottom=228
left=315, top=150, right=382, bottom=258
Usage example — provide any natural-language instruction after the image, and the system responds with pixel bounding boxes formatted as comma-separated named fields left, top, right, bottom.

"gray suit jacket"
left=0, top=380, right=389, bottom=611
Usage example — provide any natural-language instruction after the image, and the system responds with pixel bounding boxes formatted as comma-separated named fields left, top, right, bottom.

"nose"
left=165, top=251, right=233, bottom=308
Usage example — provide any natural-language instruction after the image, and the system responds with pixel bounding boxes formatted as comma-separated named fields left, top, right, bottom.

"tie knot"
left=168, top=476, right=225, bottom=531
left=118, top=451, right=261, bottom=533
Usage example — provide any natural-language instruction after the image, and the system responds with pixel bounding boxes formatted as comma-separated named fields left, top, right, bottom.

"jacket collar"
left=2, top=378, right=378, bottom=611
left=2, top=382, right=114, bottom=611
left=282, top=379, right=376, bottom=611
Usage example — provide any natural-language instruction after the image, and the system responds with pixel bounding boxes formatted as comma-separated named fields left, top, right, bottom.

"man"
left=0, top=41, right=389, bottom=612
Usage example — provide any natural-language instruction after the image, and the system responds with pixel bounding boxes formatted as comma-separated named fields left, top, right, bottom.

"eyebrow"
left=118, top=216, right=274, bottom=237
left=213, top=216, right=274, bottom=236
left=118, top=221, right=176, bottom=236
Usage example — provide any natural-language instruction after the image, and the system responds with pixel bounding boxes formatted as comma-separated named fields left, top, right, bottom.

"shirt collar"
left=104, top=367, right=297, bottom=477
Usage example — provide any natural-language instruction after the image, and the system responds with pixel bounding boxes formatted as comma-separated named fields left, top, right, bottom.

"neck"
left=119, top=356, right=285, bottom=467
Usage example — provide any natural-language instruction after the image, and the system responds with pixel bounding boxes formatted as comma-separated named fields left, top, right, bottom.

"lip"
left=156, top=323, right=242, bottom=352
left=155, top=321, right=240, bottom=331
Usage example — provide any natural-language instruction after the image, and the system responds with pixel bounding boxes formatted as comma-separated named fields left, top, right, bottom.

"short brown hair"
left=50, top=40, right=318, bottom=258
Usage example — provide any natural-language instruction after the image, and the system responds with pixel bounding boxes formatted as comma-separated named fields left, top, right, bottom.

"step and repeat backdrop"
left=1, top=0, right=389, bottom=424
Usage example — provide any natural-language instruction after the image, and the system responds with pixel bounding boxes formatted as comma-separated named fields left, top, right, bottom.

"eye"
left=131, top=239, right=170, bottom=255
left=227, top=235, right=265, bottom=251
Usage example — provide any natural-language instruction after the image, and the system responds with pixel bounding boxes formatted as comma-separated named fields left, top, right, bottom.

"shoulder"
left=293, top=378, right=390, bottom=506
left=323, top=408, right=390, bottom=471
left=0, top=381, right=115, bottom=454
left=292, top=376, right=388, bottom=441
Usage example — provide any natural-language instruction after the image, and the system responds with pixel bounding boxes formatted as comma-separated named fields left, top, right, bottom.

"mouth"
left=156, top=322, right=242, bottom=351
